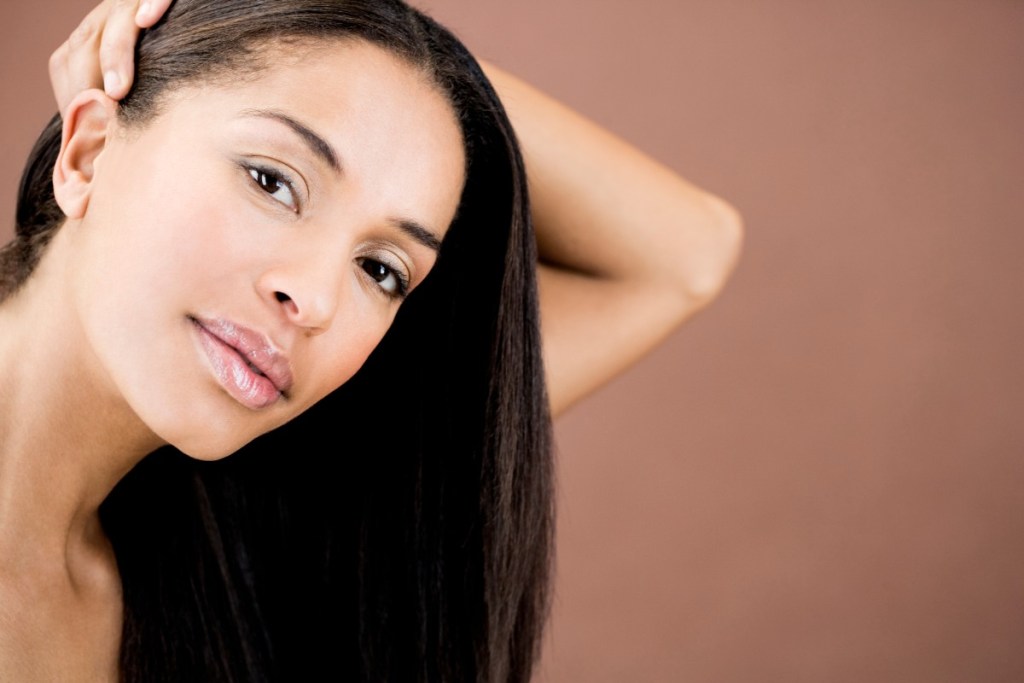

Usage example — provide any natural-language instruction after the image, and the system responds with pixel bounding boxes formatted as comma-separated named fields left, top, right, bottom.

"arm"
left=481, top=63, right=744, bottom=416
left=51, top=3, right=744, bottom=419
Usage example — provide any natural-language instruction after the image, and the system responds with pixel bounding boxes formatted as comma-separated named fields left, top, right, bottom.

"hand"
left=49, top=0, right=173, bottom=117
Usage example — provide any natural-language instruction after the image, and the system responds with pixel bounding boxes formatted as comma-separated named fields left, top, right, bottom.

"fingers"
left=50, top=2, right=109, bottom=116
left=49, top=0, right=174, bottom=116
left=99, top=0, right=172, bottom=98
left=98, top=0, right=145, bottom=100
left=135, top=0, right=173, bottom=28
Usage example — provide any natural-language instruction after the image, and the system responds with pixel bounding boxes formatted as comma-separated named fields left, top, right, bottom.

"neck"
left=0, top=227, right=164, bottom=578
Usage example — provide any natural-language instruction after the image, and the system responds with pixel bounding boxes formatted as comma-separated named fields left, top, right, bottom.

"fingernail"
left=104, top=70, right=122, bottom=94
left=136, top=1, right=152, bottom=22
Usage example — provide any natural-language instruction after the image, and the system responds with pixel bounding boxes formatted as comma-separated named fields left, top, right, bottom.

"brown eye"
left=358, top=258, right=408, bottom=299
left=246, top=165, right=298, bottom=212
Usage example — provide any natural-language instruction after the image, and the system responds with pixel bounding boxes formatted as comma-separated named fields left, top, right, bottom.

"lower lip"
left=191, top=319, right=282, bottom=410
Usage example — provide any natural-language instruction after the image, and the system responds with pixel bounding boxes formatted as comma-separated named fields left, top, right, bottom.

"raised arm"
left=481, top=63, right=743, bottom=416
left=50, top=2, right=743, bottom=419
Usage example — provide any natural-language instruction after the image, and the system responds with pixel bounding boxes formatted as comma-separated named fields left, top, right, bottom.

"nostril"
left=274, top=290, right=303, bottom=321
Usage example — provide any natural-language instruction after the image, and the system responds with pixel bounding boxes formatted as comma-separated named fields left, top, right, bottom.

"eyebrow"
left=239, top=108, right=342, bottom=173
left=239, top=108, right=443, bottom=252
left=392, top=218, right=443, bottom=253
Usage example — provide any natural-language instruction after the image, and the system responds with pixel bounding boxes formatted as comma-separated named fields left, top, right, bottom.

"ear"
left=52, top=89, right=118, bottom=219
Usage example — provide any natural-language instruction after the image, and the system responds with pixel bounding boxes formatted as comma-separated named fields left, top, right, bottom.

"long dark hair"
left=3, top=1, right=553, bottom=680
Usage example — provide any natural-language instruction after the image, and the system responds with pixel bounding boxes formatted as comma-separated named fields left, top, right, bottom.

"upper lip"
left=191, top=315, right=294, bottom=396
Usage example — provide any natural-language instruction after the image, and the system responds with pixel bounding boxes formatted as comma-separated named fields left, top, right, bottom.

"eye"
left=359, top=257, right=410, bottom=300
left=247, top=165, right=298, bottom=212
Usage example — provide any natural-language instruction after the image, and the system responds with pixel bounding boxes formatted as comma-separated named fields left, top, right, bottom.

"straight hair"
left=3, top=1, right=553, bottom=680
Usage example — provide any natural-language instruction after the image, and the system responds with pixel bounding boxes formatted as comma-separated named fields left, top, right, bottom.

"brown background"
left=3, top=1, right=1022, bottom=681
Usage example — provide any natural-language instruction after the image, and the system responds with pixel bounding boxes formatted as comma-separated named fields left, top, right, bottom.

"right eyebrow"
left=238, top=108, right=342, bottom=174
left=391, top=217, right=443, bottom=253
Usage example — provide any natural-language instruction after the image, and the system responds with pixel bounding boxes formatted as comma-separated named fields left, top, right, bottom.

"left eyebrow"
left=392, top=218, right=442, bottom=252
left=239, top=108, right=342, bottom=173
left=239, top=109, right=442, bottom=252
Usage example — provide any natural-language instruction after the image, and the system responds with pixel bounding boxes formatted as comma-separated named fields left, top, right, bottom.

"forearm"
left=481, top=61, right=744, bottom=415
left=481, top=61, right=743, bottom=301
left=47, top=0, right=741, bottom=421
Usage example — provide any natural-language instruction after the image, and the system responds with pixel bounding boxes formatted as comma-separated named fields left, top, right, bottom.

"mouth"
left=188, top=315, right=294, bottom=410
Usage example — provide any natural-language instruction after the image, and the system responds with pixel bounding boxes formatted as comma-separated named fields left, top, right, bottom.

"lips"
left=189, top=315, right=293, bottom=410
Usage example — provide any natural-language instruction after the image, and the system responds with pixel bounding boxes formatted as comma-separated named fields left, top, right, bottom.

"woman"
left=0, top=0, right=742, bottom=680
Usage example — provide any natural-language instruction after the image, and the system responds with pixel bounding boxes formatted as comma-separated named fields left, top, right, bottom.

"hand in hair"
left=50, top=0, right=744, bottom=418
left=49, top=0, right=173, bottom=113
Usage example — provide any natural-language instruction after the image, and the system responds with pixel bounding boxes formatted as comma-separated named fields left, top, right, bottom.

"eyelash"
left=359, top=256, right=411, bottom=300
left=243, top=162, right=301, bottom=213
left=246, top=161, right=411, bottom=301
left=242, top=161, right=411, bottom=301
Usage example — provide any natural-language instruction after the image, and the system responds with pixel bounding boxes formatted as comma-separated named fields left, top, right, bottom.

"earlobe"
left=52, top=89, right=117, bottom=219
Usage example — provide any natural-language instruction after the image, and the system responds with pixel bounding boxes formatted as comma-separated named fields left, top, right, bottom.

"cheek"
left=87, top=151, right=230, bottom=283
left=87, top=160, right=266, bottom=316
left=302, top=318, right=393, bottom=406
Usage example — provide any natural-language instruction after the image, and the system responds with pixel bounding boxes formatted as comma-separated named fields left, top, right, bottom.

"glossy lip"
left=189, top=315, right=294, bottom=399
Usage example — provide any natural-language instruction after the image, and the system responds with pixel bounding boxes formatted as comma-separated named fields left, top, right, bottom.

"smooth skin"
left=0, top=1, right=742, bottom=680
left=2, top=40, right=465, bottom=682
left=50, top=0, right=744, bottom=417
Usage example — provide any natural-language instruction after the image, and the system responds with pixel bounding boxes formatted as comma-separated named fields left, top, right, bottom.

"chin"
left=174, top=441, right=247, bottom=462
left=150, top=414, right=263, bottom=462
left=125, top=378, right=289, bottom=461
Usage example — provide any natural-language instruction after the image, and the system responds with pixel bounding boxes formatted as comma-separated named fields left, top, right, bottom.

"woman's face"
left=65, top=39, right=466, bottom=459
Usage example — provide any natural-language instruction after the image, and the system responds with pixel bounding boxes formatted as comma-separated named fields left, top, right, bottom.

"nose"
left=257, top=256, right=343, bottom=335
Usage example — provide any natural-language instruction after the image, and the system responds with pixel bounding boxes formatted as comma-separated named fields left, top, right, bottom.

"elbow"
left=680, top=194, right=744, bottom=306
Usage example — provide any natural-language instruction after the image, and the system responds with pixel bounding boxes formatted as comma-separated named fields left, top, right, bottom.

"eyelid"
left=238, top=157, right=309, bottom=212
left=363, top=248, right=412, bottom=297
